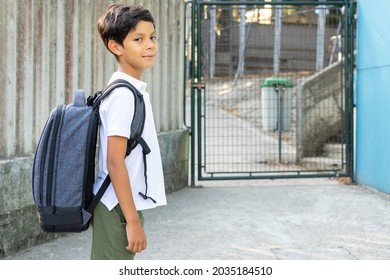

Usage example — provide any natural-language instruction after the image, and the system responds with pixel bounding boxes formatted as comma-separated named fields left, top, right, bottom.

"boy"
left=91, top=4, right=167, bottom=260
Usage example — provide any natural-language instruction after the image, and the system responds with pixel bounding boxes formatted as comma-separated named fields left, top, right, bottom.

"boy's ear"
left=107, top=40, right=122, bottom=56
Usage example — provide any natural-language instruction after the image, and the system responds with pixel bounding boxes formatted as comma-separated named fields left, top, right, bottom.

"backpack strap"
left=137, top=138, right=156, bottom=203
left=98, top=79, right=155, bottom=203
left=87, top=175, right=111, bottom=214
left=86, top=79, right=156, bottom=216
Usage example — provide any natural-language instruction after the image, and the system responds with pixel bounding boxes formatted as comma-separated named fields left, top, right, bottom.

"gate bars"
left=185, top=1, right=355, bottom=184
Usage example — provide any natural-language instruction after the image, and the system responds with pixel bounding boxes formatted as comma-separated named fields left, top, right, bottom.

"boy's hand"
left=125, top=221, right=147, bottom=253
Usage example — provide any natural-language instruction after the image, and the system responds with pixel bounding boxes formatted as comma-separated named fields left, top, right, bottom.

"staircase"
left=301, top=143, right=345, bottom=170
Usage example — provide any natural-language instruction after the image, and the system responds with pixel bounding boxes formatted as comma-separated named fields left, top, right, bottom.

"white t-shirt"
left=93, top=71, right=167, bottom=211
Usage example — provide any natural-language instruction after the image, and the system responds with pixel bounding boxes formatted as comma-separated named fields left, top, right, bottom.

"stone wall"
left=296, top=61, right=343, bottom=161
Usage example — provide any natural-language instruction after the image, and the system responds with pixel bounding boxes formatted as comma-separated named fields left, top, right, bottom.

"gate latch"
left=192, top=82, right=205, bottom=90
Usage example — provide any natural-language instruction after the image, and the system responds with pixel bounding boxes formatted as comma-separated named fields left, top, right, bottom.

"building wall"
left=356, top=0, right=390, bottom=192
left=0, top=0, right=188, bottom=258
left=204, top=22, right=337, bottom=76
left=0, top=0, right=184, bottom=158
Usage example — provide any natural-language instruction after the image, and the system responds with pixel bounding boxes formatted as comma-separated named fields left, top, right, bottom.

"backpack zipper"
left=46, top=105, right=64, bottom=206
left=33, top=115, right=53, bottom=205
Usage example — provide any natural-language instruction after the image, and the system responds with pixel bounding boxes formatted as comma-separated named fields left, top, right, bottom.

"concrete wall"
left=0, top=0, right=188, bottom=258
left=296, top=61, right=342, bottom=160
left=0, top=0, right=184, bottom=158
left=355, top=0, right=390, bottom=193
left=208, top=23, right=337, bottom=76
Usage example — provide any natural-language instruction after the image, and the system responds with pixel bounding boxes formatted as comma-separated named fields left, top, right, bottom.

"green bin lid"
left=261, top=77, right=293, bottom=88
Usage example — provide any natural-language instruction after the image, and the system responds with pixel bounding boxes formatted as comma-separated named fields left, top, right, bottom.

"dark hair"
left=97, top=4, right=155, bottom=53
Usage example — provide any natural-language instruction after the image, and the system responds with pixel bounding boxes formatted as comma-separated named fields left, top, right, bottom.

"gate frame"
left=186, top=0, right=356, bottom=185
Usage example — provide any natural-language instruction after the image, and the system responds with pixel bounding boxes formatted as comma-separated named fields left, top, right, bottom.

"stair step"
left=301, top=157, right=342, bottom=170
left=324, top=143, right=345, bottom=159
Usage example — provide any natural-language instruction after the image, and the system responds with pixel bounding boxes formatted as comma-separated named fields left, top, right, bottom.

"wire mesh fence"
left=187, top=1, right=354, bottom=180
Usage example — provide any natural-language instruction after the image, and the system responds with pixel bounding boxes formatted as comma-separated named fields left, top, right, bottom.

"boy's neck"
left=117, top=65, right=143, bottom=80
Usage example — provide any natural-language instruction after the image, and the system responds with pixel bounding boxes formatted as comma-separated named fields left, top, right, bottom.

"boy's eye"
left=151, top=36, right=157, bottom=41
left=134, top=38, right=142, bottom=42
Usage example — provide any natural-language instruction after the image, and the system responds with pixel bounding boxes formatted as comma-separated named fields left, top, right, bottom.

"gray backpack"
left=32, top=79, right=155, bottom=233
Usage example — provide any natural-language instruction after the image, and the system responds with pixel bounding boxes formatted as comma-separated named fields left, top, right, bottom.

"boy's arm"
left=107, top=135, right=147, bottom=253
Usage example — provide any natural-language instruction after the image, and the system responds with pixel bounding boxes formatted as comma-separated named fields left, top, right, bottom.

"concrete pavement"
left=6, top=178, right=390, bottom=260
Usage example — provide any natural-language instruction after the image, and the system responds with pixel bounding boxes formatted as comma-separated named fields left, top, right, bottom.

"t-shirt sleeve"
left=104, top=88, right=135, bottom=138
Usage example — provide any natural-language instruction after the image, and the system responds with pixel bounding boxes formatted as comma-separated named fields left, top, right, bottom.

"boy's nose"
left=146, top=40, right=156, bottom=49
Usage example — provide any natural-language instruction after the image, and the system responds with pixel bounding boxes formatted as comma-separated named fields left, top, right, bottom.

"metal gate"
left=184, top=1, right=355, bottom=184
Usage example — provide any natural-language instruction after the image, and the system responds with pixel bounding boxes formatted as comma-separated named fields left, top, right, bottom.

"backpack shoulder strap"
left=90, top=79, right=147, bottom=153
left=107, top=80, right=154, bottom=203
left=86, top=79, right=151, bottom=215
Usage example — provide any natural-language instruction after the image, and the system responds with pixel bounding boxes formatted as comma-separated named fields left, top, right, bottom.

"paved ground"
left=6, top=91, right=390, bottom=261
left=7, top=178, right=390, bottom=260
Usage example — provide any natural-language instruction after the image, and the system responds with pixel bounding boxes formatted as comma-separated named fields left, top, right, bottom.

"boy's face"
left=113, top=20, right=158, bottom=79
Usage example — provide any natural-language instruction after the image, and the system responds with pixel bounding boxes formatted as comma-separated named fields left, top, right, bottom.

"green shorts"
left=90, top=201, right=144, bottom=260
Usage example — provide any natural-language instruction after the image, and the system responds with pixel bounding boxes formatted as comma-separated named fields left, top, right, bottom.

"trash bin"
left=261, top=77, right=293, bottom=131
